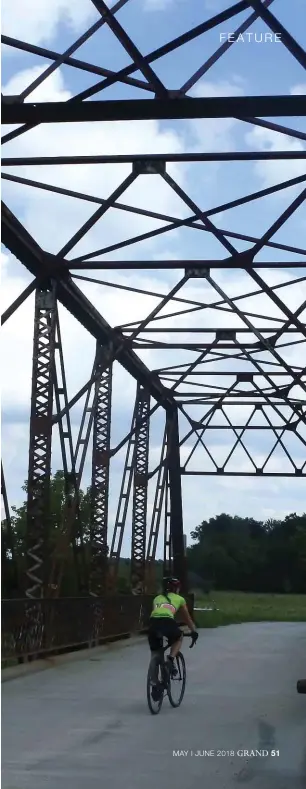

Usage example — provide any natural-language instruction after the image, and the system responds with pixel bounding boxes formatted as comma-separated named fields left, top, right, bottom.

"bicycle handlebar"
left=183, top=631, right=198, bottom=648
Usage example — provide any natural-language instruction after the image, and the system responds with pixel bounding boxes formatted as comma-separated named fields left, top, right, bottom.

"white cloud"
left=245, top=124, right=306, bottom=194
left=5, top=243, right=304, bottom=412
left=1, top=251, right=170, bottom=413
left=2, top=66, right=187, bottom=256
left=3, top=244, right=306, bottom=528
left=2, top=0, right=96, bottom=48
left=4, top=65, right=71, bottom=102
left=1, top=248, right=164, bottom=517
left=2, top=62, right=306, bottom=530
left=188, top=79, right=245, bottom=153
left=241, top=82, right=306, bottom=203
left=182, top=475, right=306, bottom=540
left=291, top=84, right=306, bottom=95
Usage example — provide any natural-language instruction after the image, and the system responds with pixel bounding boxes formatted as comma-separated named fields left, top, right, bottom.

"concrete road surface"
left=2, top=622, right=306, bottom=789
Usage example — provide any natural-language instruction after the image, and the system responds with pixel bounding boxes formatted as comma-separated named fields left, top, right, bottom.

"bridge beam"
left=2, top=95, right=306, bottom=124
left=2, top=203, right=175, bottom=411
left=89, top=350, right=112, bottom=595
left=26, top=284, right=56, bottom=598
left=166, top=408, right=187, bottom=593
left=131, top=385, right=150, bottom=594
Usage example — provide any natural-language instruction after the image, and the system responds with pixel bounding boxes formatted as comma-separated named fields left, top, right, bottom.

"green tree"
left=3, top=478, right=306, bottom=596
left=2, top=471, right=93, bottom=596
left=188, top=512, right=306, bottom=593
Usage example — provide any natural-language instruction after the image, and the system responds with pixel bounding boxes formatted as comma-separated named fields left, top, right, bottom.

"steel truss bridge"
left=1, top=0, right=306, bottom=656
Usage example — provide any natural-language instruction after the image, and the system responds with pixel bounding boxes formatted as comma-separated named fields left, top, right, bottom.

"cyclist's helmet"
left=163, top=576, right=181, bottom=593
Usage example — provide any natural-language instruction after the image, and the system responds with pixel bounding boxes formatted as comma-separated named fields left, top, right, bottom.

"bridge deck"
left=2, top=622, right=306, bottom=789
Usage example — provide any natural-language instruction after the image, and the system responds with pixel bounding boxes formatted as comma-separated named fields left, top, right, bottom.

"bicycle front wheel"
left=147, top=656, right=164, bottom=715
left=167, top=652, right=186, bottom=708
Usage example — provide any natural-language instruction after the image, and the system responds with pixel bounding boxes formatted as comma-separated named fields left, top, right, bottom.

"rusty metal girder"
left=163, top=471, right=172, bottom=579
left=89, top=349, right=113, bottom=595
left=3, top=95, right=306, bottom=125
left=131, top=386, right=150, bottom=594
left=107, top=397, right=139, bottom=592
left=26, top=285, right=57, bottom=598
left=1, top=595, right=154, bottom=661
left=1, top=0, right=305, bottom=609
left=1, top=203, right=174, bottom=410
left=146, top=425, right=168, bottom=592
left=166, top=408, right=186, bottom=592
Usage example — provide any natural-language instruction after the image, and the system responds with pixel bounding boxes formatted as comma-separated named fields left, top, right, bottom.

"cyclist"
left=148, top=576, right=198, bottom=677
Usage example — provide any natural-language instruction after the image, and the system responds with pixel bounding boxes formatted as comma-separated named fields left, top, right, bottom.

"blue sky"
left=2, top=0, right=306, bottom=551
left=2, top=0, right=306, bottom=96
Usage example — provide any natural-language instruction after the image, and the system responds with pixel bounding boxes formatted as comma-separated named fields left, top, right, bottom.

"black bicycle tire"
left=167, top=652, right=186, bottom=708
left=147, top=656, right=164, bottom=715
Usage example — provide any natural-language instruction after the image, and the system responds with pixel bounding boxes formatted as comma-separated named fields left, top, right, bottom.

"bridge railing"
left=2, top=593, right=195, bottom=663
left=1, top=596, right=154, bottom=662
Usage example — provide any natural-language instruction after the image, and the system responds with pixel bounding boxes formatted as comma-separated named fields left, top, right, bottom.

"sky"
left=1, top=0, right=306, bottom=557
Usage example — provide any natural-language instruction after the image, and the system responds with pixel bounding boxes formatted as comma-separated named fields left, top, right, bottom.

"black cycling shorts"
left=148, top=617, right=183, bottom=651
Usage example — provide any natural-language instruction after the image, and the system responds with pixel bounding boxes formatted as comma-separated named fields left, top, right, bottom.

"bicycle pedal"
left=151, top=685, right=163, bottom=701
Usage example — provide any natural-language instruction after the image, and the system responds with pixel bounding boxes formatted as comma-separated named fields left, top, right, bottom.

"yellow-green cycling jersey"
left=150, top=592, right=186, bottom=619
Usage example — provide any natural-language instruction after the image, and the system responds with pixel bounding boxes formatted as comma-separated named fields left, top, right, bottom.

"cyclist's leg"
left=148, top=620, right=163, bottom=653
left=148, top=620, right=163, bottom=683
left=169, top=632, right=183, bottom=659
left=164, top=620, right=183, bottom=675
left=165, top=618, right=183, bottom=658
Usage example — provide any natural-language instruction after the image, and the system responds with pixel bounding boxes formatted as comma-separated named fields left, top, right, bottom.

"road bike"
left=146, top=632, right=196, bottom=715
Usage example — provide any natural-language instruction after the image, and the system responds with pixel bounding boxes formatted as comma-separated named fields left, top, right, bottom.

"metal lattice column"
left=107, top=397, right=138, bottom=592
left=166, top=408, right=186, bottom=592
left=146, top=425, right=168, bottom=592
left=131, top=385, right=150, bottom=594
left=89, top=347, right=113, bottom=595
left=26, top=285, right=57, bottom=598
left=163, top=470, right=172, bottom=579
left=49, top=312, right=85, bottom=596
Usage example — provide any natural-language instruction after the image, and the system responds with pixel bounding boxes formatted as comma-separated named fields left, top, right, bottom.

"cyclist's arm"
left=179, top=604, right=197, bottom=632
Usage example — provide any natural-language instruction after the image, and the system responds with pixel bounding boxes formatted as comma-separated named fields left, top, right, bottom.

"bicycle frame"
left=147, top=632, right=196, bottom=714
left=152, top=632, right=194, bottom=687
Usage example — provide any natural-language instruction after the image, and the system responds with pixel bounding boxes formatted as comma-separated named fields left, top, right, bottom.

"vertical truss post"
left=131, top=385, right=150, bottom=594
left=166, top=407, right=186, bottom=593
left=146, top=425, right=168, bottom=592
left=72, top=347, right=111, bottom=593
left=163, top=471, right=172, bottom=578
left=89, top=345, right=112, bottom=595
left=49, top=310, right=83, bottom=597
left=26, top=284, right=57, bottom=599
left=73, top=353, right=101, bottom=484
left=107, top=397, right=138, bottom=592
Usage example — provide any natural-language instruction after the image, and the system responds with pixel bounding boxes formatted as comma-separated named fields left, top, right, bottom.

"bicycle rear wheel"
left=167, top=652, right=186, bottom=708
left=147, top=656, right=164, bottom=714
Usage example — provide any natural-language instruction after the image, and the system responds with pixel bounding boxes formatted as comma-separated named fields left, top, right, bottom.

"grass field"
left=193, top=590, right=306, bottom=628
